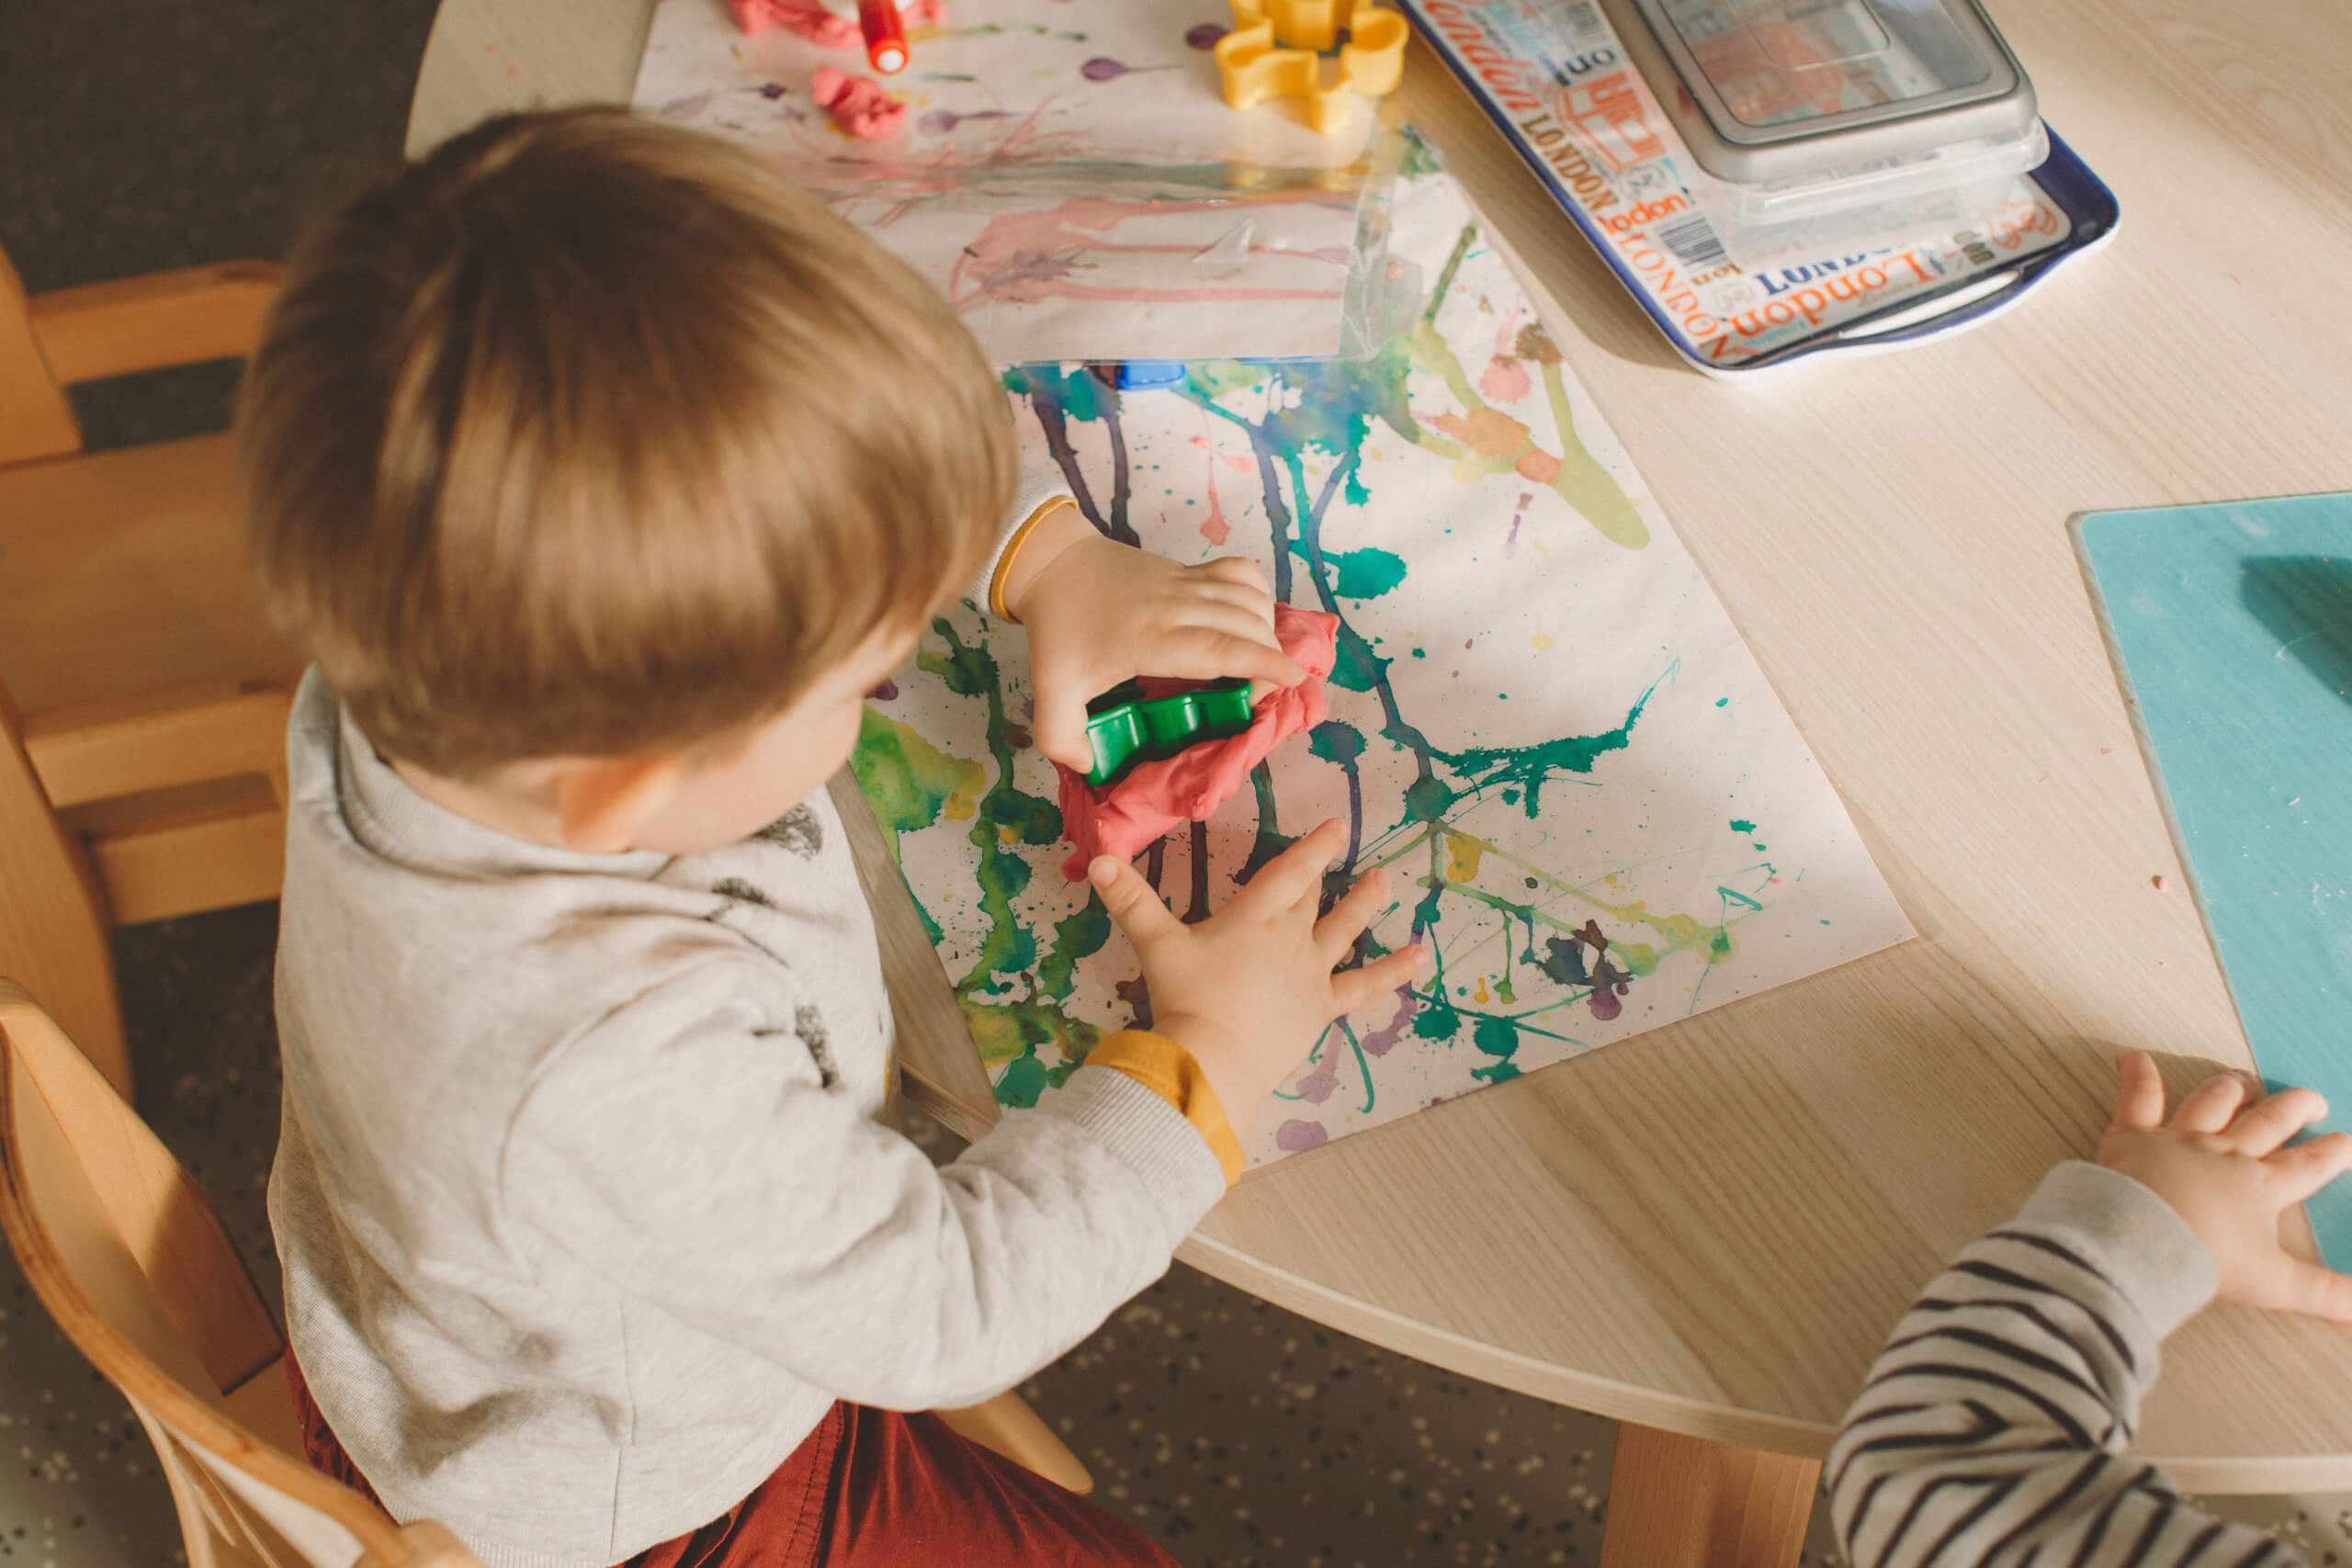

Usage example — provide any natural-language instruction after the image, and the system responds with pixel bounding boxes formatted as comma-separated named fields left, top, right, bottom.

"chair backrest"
left=0, top=981, right=481, bottom=1568
left=1, top=239, right=283, bottom=466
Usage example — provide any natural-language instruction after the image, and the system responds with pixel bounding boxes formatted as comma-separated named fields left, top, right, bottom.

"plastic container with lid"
left=1599, top=0, right=2046, bottom=266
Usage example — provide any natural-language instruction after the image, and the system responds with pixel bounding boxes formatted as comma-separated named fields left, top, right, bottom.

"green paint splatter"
left=917, top=619, right=1059, bottom=996
left=1412, top=992, right=1461, bottom=1042
left=1327, top=547, right=1408, bottom=599
left=852, top=706, right=983, bottom=845
left=1327, top=632, right=1392, bottom=694
left=1308, top=720, right=1366, bottom=764
left=1039, top=897, right=1112, bottom=999
left=1730, top=818, right=1756, bottom=832
left=1470, top=1014, right=1521, bottom=1082
left=1435, top=681, right=1654, bottom=818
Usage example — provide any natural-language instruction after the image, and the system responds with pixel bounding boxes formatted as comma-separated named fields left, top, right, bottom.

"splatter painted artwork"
left=856, top=146, right=1913, bottom=1167
left=631, top=0, right=1389, bottom=365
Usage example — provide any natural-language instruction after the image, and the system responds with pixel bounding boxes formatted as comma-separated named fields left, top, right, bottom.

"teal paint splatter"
left=1433, top=675, right=1659, bottom=818
left=1308, top=720, right=1365, bottom=764
left=1730, top=818, right=1756, bottom=832
left=1470, top=1014, right=1521, bottom=1082
left=1328, top=547, right=1408, bottom=599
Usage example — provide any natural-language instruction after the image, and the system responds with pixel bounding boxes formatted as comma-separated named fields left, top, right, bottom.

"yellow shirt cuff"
left=988, top=496, right=1076, bottom=623
left=1088, top=1029, right=1245, bottom=1187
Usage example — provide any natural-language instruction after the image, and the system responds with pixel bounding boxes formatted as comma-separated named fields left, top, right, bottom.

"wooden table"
left=407, top=5, right=2352, bottom=1562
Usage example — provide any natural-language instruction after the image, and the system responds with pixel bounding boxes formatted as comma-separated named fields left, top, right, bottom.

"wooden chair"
left=0, top=243, right=305, bottom=1102
left=0, top=978, right=1089, bottom=1567
left=0, top=979, right=480, bottom=1567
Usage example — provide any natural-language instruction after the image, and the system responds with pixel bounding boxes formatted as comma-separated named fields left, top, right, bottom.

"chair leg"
left=0, top=688, right=130, bottom=1099
left=936, top=1390, right=1094, bottom=1495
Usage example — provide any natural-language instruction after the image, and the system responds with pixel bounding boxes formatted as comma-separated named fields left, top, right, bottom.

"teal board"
left=2075, top=492, right=2352, bottom=1267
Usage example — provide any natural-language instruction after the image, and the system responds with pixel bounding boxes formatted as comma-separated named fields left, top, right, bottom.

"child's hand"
left=1000, top=510, right=1306, bottom=773
left=1088, top=819, right=1428, bottom=1133
left=2099, top=1050, right=2352, bottom=1321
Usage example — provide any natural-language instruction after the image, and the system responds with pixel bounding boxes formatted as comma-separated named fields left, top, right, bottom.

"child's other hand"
left=1000, top=512, right=1306, bottom=773
left=1087, top=819, right=1428, bottom=1134
left=2100, top=1050, right=2352, bottom=1321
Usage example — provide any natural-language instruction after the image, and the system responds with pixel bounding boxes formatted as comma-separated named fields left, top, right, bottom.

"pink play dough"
left=811, top=66, right=906, bottom=139
left=1056, top=606, right=1341, bottom=881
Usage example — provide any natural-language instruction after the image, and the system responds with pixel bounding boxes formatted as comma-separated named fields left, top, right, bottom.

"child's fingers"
left=1089, top=855, right=1183, bottom=948
left=2268, top=1253, right=2352, bottom=1324
left=1200, top=556, right=1272, bottom=592
left=1330, top=947, right=1429, bottom=1014
left=1244, top=819, right=1346, bottom=908
left=1027, top=692, right=1094, bottom=773
left=2231, top=1085, right=2329, bottom=1157
left=2109, top=1051, right=2168, bottom=1134
left=1170, top=600, right=1285, bottom=652
left=2172, top=1071, right=2252, bottom=1135
left=1181, top=573, right=1278, bottom=622
left=1314, top=867, right=1392, bottom=959
left=2267, top=1131, right=2352, bottom=1204
left=1155, top=626, right=1307, bottom=689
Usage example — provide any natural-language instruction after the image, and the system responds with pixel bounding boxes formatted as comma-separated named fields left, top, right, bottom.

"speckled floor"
left=5, top=6, right=2350, bottom=1565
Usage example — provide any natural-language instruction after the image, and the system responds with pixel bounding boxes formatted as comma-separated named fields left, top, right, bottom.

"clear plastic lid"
left=1609, top=0, right=2037, bottom=183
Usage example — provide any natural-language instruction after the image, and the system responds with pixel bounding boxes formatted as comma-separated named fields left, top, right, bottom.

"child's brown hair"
left=240, top=107, right=1016, bottom=779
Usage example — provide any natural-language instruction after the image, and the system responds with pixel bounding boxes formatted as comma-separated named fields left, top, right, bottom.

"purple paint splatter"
left=1355, top=985, right=1419, bottom=1057
left=919, top=107, right=1012, bottom=134
left=1292, top=1051, right=1341, bottom=1104
left=1081, top=56, right=1176, bottom=82
left=1185, top=22, right=1229, bottom=50
left=866, top=679, right=899, bottom=702
left=1275, top=1119, right=1329, bottom=1152
left=758, top=81, right=788, bottom=99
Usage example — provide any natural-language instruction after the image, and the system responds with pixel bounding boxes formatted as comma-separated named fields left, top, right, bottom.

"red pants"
left=285, top=1356, right=1176, bottom=1568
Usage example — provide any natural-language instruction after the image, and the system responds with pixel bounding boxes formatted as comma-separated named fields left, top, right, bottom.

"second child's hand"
left=2101, top=1050, right=2352, bottom=1321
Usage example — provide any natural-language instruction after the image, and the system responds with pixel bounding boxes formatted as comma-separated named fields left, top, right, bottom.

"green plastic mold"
left=1081, top=678, right=1256, bottom=787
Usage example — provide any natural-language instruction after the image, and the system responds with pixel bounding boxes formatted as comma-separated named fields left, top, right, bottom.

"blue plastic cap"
left=1115, top=361, right=1187, bottom=389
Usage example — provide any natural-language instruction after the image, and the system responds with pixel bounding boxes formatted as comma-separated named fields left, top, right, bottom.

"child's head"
left=241, top=108, right=1015, bottom=852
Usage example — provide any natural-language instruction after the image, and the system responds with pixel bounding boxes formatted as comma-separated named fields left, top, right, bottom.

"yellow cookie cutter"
left=1214, top=0, right=1407, bottom=136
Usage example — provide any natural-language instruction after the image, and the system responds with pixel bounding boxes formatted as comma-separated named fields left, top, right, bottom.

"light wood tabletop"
left=406, top=0, right=2352, bottom=1557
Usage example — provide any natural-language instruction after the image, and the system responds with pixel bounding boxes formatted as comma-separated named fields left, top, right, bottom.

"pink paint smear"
left=950, top=196, right=1351, bottom=308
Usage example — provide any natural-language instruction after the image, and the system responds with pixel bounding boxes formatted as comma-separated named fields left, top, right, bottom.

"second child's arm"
left=1830, top=1055, right=2352, bottom=1568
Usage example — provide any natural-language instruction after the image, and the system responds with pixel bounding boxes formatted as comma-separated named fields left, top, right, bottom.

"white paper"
left=632, top=0, right=1388, bottom=364
left=856, top=153, right=1914, bottom=1165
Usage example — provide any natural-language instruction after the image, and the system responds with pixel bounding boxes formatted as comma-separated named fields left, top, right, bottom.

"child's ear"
left=550, top=754, right=683, bottom=855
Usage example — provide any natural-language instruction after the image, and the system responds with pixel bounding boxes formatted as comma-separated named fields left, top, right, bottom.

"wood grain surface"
left=406, top=0, right=2352, bottom=1487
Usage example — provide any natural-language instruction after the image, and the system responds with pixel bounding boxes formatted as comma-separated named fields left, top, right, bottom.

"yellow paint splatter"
left=964, top=1005, right=1031, bottom=1069
left=1472, top=975, right=1490, bottom=1003
left=1532, top=632, right=1555, bottom=651
left=1444, top=829, right=1486, bottom=882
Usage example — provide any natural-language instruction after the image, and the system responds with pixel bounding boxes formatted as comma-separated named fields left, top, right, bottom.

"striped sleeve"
left=1829, top=1161, right=2301, bottom=1568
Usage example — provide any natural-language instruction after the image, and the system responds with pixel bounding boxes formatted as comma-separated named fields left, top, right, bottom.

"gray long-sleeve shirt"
left=267, top=481, right=1226, bottom=1568
left=1831, top=1161, right=2304, bottom=1568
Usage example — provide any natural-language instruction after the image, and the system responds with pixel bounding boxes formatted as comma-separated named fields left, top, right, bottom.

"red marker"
left=859, top=0, right=908, bottom=74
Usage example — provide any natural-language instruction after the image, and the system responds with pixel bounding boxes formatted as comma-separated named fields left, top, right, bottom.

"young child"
left=240, top=108, right=1425, bottom=1567
left=1833, top=1051, right=2352, bottom=1567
